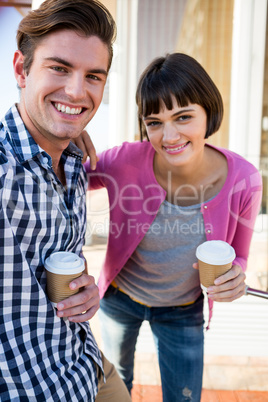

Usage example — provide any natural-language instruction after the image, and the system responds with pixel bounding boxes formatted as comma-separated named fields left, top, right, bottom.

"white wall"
left=229, top=0, right=267, bottom=168
left=0, top=7, right=22, bottom=117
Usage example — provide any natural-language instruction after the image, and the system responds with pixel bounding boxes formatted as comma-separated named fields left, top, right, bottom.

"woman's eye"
left=146, top=121, right=160, bottom=127
left=178, top=114, right=191, bottom=121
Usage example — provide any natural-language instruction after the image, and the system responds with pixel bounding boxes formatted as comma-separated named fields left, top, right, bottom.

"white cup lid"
left=44, top=251, right=85, bottom=275
left=196, top=240, right=235, bottom=265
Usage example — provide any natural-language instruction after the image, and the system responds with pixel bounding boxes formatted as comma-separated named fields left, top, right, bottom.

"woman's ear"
left=13, top=50, right=26, bottom=89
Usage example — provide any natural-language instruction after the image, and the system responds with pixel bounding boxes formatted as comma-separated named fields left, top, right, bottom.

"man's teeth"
left=54, top=103, right=82, bottom=115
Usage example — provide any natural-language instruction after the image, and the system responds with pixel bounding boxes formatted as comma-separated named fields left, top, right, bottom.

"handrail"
left=245, top=286, right=268, bottom=299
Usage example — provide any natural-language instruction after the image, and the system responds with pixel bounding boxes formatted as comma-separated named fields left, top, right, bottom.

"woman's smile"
left=163, top=141, right=190, bottom=154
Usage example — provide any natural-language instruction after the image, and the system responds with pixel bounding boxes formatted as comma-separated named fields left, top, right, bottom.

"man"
left=0, top=1, right=131, bottom=400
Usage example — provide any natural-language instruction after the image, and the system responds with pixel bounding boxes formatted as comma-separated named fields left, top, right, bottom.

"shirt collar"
left=1, top=104, right=83, bottom=163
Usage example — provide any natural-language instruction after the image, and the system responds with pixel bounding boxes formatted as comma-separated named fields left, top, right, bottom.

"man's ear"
left=13, top=50, right=26, bottom=88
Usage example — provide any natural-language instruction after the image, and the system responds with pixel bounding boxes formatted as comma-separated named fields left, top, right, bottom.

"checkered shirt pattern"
left=0, top=105, right=103, bottom=401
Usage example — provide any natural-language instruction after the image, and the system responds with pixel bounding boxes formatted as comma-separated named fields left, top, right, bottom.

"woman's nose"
left=163, top=123, right=181, bottom=142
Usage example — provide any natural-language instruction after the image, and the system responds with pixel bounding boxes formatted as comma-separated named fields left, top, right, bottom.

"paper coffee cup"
left=196, top=240, right=236, bottom=291
left=45, top=251, right=85, bottom=306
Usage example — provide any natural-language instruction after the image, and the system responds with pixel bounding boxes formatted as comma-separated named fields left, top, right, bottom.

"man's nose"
left=65, top=73, right=86, bottom=100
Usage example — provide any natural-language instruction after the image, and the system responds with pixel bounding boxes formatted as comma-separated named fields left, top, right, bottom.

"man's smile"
left=53, top=102, right=84, bottom=115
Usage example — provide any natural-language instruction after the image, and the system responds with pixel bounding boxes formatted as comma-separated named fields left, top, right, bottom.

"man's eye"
left=87, top=74, right=100, bottom=81
left=51, top=66, right=66, bottom=72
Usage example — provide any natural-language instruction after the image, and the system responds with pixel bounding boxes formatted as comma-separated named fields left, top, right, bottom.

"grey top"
left=115, top=200, right=206, bottom=307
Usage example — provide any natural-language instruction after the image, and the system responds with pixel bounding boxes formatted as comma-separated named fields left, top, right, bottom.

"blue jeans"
left=99, top=286, right=204, bottom=402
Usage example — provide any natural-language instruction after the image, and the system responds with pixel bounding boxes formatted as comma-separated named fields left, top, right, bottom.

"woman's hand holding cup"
left=194, top=240, right=246, bottom=302
left=205, top=264, right=246, bottom=302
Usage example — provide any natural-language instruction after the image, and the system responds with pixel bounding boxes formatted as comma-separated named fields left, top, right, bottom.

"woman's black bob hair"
left=136, top=53, right=224, bottom=141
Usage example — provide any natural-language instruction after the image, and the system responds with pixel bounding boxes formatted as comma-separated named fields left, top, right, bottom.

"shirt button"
left=204, top=205, right=208, bottom=209
left=43, top=157, right=49, bottom=165
left=206, top=229, right=211, bottom=234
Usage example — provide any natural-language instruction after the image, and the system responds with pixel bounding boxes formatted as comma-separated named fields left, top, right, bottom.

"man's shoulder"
left=0, top=137, right=20, bottom=187
left=0, top=141, right=9, bottom=166
left=0, top=143, right=10, bottom=194
left=0, top=110, right=14, bottom=168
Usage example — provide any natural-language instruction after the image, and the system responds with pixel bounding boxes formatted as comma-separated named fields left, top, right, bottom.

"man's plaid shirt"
left=0, top=105, right=103, bottom=401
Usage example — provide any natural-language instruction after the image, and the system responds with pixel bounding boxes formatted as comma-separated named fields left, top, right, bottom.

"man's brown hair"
left=17, top=0, right=116, bottom=74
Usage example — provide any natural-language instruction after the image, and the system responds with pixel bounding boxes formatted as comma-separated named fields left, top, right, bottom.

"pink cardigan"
left=85, top=141, right=262, bottom=323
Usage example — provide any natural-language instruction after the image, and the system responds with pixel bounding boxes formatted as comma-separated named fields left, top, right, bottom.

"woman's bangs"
left=141, top=80, right=178, bottom=117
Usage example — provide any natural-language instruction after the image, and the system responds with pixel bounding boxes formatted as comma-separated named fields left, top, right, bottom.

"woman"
left=84, top=53, right=262, bottom=402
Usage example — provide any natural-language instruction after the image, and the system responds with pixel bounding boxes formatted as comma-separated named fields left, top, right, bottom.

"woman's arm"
left=195, top=168, right=263, bottom=303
